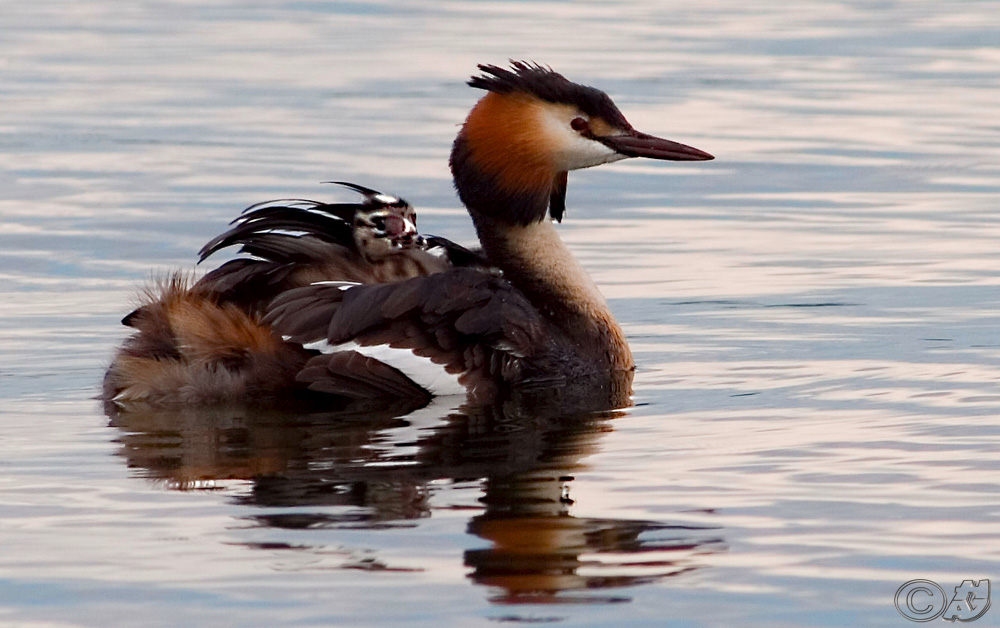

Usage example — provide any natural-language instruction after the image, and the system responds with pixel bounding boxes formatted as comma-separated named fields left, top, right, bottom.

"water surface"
left=2, top=1, right=1000, bottom=626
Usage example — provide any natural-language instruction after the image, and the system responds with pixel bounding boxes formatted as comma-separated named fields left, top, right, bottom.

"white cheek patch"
left=560, top=134, right=628, bottom=170
left=302, top=339, right=467, bottom=397
left=537, top=108, right=629, bottom=171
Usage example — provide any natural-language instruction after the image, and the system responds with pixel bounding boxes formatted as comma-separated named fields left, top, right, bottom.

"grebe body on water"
left=103, top=62, right=713, bottom=406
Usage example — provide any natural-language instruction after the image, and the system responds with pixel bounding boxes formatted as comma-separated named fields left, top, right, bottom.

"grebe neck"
left=471, top=213, right=633, bottom=372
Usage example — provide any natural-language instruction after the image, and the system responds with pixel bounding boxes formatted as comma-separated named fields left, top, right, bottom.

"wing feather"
left=297, top=350, right=432, bottom=401
left=198, top=200, right=359, bottom=263
left=265, top=268, right=553, bottom=399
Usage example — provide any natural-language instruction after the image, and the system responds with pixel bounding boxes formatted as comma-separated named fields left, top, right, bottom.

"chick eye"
left=570, top=117, right=589, bottom=132
left=371, top=216, right=387, bottom=231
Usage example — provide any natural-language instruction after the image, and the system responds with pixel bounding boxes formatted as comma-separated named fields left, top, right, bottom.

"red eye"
left=570, top=117, right=589, bottom=131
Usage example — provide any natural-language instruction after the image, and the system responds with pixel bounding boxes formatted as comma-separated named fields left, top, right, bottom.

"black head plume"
left=469, top=61, right=631, bottom=130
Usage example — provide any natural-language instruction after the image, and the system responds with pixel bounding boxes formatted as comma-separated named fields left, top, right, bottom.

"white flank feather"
left=301, top=340, right=467, bottom=397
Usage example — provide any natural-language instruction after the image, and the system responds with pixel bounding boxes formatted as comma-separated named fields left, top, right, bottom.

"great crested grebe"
left=103, top=62, right=713, bottom=406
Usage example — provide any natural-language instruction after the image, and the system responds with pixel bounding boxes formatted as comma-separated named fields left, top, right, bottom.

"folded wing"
left=267, top=268, right=556, bottom=401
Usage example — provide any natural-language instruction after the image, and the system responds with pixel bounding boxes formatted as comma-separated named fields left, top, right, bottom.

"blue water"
left=2, top=1, right=1000, bottom=626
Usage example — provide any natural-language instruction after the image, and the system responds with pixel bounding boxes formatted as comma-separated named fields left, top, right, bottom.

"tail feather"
left=104, top=274, right=310, bottom=405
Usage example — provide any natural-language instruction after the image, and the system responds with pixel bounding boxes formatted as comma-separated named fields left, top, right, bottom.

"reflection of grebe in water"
left=109, top=394, right=724, bottom=604
left=467, top=472, right=723, bottom=604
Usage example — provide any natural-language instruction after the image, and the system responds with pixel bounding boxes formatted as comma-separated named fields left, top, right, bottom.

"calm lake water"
left=3, top=1, right=1000, bottom=626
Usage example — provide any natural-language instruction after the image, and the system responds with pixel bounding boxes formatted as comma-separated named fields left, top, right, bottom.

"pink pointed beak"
left=599, top=130, right=714, bottom=161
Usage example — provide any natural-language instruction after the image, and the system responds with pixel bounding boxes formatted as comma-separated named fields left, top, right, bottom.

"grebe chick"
left=190, top=183, right=454, bottom=318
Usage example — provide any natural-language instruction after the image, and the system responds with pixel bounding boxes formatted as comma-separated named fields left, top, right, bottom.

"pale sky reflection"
left=3, top=1, right=1000, bottom=626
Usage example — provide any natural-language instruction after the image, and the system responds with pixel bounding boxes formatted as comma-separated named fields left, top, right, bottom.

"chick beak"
left=599, top=130, right=714, bottom=161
